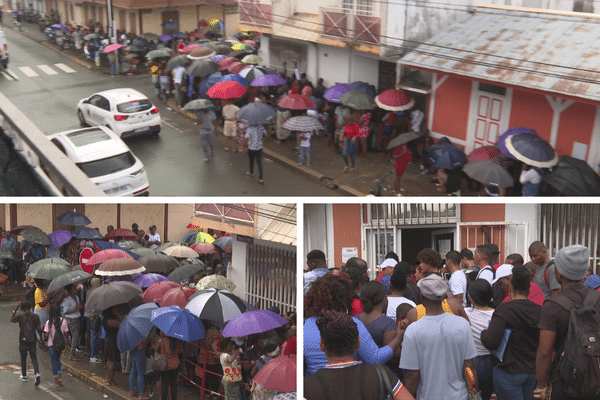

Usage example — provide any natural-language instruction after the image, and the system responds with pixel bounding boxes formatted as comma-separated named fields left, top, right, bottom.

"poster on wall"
left=342, top=247, right=358, bottom=263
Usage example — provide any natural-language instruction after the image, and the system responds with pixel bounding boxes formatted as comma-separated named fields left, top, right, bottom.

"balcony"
left=321, top=6, right=381, bottom=45
left=239, top=0, right=272, bottom=29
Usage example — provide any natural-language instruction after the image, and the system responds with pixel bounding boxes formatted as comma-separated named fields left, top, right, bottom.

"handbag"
left=374, top=364, right=393, bottom=400
left=90, top=314, right=101, bottom=332
left=151, top=352, right=168, bottom=371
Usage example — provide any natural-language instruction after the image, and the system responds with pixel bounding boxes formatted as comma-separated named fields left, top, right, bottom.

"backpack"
left=52, top=319, right=66, bottom=353
left=550, top=289, right=600, bottom=397
left=544, top=261, right=555, bottom=288
left=21, top=314, right=37, bottom=343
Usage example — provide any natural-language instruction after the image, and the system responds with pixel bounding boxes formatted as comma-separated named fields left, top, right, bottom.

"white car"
left=48, top=126, right=150, bottom=196
left=0, top=29, right=8, bottom=69
left=77, top=88, right=161, bottom=138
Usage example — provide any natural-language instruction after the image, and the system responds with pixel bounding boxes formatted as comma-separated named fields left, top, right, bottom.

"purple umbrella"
left=222, top=309, right=288, bottom=337
left=250, top=74, right=286, bottom=87
left=49, top=230, right=72, bottom=248
left=211, top=54, right=227, bottom=62
left=498, top=127, right=538, bottom=159
left=159, top=34, right=172, bottom=42
left=134, top=273, right=169, bottom=288
left=324, top=83, right=351, bottom=104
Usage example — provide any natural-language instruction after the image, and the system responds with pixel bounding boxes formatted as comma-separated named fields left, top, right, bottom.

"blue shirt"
left=198, top=110, right=216, bottom=133
left=303, top=268, right=329, bottom=295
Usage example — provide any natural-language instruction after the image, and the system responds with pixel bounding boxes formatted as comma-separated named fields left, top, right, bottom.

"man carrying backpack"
left=10, top=300, right=43, bottom=385
left=529, top=241, right=561, bottom=299
left=536, top=245, right=600, bottom=400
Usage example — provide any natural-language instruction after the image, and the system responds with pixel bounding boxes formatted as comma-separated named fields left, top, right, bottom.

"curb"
left=60, top=357, right=128, bottom=400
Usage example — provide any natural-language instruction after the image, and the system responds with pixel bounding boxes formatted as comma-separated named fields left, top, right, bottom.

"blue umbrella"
left=498, top=127, right=538, bottom=159
left=132, top=38, right=146, bottom=47
left=72, top=227, right=104, bottom=240
left=505, top=133, right=558, bottom=168
left=349, top=81, right=376, bottom=98
left=117, top=303, right=158, bottom=352
left=151, top=305, right=205, bottom=341
left=199, top=71, right=224, bottom=99
left=237, top=102, right=277, bottom=126
left=95, top=241, right=141, bottom=260
left=426, top=137, right=467, bottom=169
left=219, top=73, right=249, bottom=87
left=162, top=21, right=178, bottom=30
left=171, top=31, right=188, bottom=39
left=56, top=211, right=91, bottom=226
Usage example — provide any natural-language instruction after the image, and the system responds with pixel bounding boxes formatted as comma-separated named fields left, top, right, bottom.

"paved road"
left=0, top=301, right=106, bottom=400
left=0, top=27, right=338, bottom=196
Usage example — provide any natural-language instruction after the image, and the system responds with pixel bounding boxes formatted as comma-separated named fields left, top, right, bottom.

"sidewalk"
left=2, top=17, right=470, bottom=196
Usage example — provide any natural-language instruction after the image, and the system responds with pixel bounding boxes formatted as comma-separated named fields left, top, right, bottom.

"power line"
left=217, top=203, right=297, bottom=225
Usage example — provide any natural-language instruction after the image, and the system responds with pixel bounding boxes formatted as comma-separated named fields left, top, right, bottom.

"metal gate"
left=457, top=221, right=529, bottom=264
left=245, top=243, right=296, bottom=314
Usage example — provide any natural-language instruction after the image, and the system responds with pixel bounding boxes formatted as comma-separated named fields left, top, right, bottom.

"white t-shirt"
left=148, top=232, right=161, bottom=250
left=448, top=270, right=468, bottom=307
left=464, top=307, right=494, bottom=356
left=386, top=296, right=416, bottom=319
left=519, top=168, right=542, bottom=185
left=172, top=66, right=185, bottom=84
left=476, top=266, right=495, bottom=285
left=300, top=132, right=311, bottom=148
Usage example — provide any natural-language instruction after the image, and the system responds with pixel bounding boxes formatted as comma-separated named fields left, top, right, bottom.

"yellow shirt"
left=35, top=288, right=50, bottom=310
left=416, top=299, right=454, bottom=320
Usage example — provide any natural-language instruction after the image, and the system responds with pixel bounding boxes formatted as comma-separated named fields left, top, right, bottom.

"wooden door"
left=474, top=93, right=504, bottom=147
left=52, top=204, right=86, bottom=232
left=161, top=11, right=179, bottom=34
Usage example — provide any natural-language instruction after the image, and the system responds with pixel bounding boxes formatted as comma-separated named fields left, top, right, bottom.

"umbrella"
left=159, top=34, right=172, bottom=42
left=182, top=43, right=202, bottom=53
left=204, top=41, right=221, bottom=49
left=189, top=243, right=222, bottom=255
left=139, top=253, right=181, bottom=274
left=72, top=227, right=104, bottom=240
left=219, top=73, right=249, bottom=87
left=104, top=228, right=138, bottom=241
left=141, top=32, right=159, bottom=41
left=46, top=270, right=92, bottom=296
left=185, top=288, right=247, bottom=322
left=87, top=249, right=133, bottom=266
left=167, top=263, right=207, bottom=283
left=241, top=54, right=262, bottom=65
left=226, top=61, right=249, bottom=74
left=214, top=236, right=232, bottom=253
left=171, top=31, right=188, bottom=39
left=186, top=59, right=219, bottom=77
left=214, top=44, right=232, bottom=55
left=199, top=71, right=225, bottom=99
left=51, top=23, right=69, bottom=30
left=163, top=246, right=199, bottom=259
left=196, top=275, right=235, bottom=292
left=117, top=303, right=158, bottom=352
left=324, top=83, right=352, bottom=103
left=349, top=81, right=376, bottom=98
left=426, top=137, right=467, bottom=169
left=211, top=54, right=227, bottom=62
left=146, top=49, right=172, bottom=60
left=184, top=232, right=215, bottom=244
left=162, top=21, right=178, bottom=30
left=151, top=306, right=204, bottom=342
left=49, top=230, right=72, bottom=248
left=543, top=156, right=600, bottom=196
left=237, top=102, right=277, bottom=125
left=207, top=81, right=247, bottom=99
left=218, top=57, right=238, bottom=69
left=278, top=94, right=316, bottom=110
left=505, top=134, right=559, bottom=168
left=10, top=225, right=39, bottom=234
left=103, top=43, right=122, bottom=53
left=142, top=281, right=182, bottom=303
left=125, top=44, right=143, bottom=53
left=131, top=248, right=160, bottom=257
left=133, top=273, right=169, bottom=288
left=498, top=127, right=538, bottom=157
left=94, top=241, right=140, bottom=258
left=20, top=228, right=52, bottom=246
left=243, top=40, right=259, bottom=47
left=85, top=281, right=142, bottom=312
left=230, top=50, right=253, bottom=59
left=238, top=65, right=269, bottom=82
left=283, top=116, right=323, bottom=132
left=251, top=74, right=286, bottom=87
left=156, top=242, right=188, bottom=252
left=253, top=355, right=296, bottom=393
left=340, top=90, right=374, bottom=110
left=84, top=33, right=101, bottom=40
left=187, top=47, right=216, bottom=60
left=374, top=89, right=415, bottom=111
left=124, top=54, right=139, bottom=62
left=231, top=43, right=255, bottom=51
left=467, top=146, right=502, bottom=163
left=165, top=54, right=190, bottom=71
left=26, top=258, right=71, bottom=280
left=183, top=99, right=215, bottom=111
left=159, top=286, right=197, bottom=308
left=463, top=161, right=514, bottom=188
left=0, top=247, right=18, bottom=259
left=95, top=258, right=146, bottom=276
left=57, top=211, right=91, bottom=226
left=222, top=310, right=288, bottom=337
left=189, top=31, right=205, bottom=39
left=117, top=240, right=141, bottom=250
left=386, top=131, right=422, bottom=150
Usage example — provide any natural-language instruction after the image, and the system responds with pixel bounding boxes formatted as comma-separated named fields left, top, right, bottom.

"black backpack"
left=21, top=314, right=37, bottom=343
left=550, top=289, right=600, bottom=397
left=52, top=319, right=66, bottom=353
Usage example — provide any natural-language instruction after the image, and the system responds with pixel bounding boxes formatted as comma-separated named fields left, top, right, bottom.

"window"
left=478, top=83, right=506, bottom=96
left=77, top=152, right=136, bottom=178
left=117, top=99, right=153, bottom=113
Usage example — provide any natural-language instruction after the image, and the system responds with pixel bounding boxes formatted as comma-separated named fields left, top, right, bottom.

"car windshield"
left=116, top=99, right=153, bottom=113
left=77, top=152, right=136, bottom=178
left=67, top=128, right=111, bottom=147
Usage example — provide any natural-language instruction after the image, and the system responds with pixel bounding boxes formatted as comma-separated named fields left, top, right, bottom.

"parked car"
left=77, top=88, right=161, bottom=138
left=0, top=29, right=9, bottom=69
left=47, top=126, right=150, bottom=196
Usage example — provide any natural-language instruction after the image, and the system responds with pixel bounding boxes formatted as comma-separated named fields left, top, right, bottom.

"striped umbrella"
left=185, top=288, right=248, bottom=322
left=238, top=65, right=269, bottom=82
left=283, top=116, right=324, bottom=132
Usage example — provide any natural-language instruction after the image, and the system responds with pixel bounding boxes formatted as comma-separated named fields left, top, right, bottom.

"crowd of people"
left=303, top=241, right=600, bottom=400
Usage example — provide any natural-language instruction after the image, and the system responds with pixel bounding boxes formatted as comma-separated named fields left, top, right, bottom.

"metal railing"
left=457, top=221, right=530, bottom=264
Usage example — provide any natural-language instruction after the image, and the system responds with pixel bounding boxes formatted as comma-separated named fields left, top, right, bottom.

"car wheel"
left=77, top=109, right=87, bottom=126
left=152, top=127, right=161, bottom=136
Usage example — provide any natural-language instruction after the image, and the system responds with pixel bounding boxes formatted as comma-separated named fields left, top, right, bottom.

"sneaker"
left=35, top=374, right=40, bottom=386
left=75, top=347, right=84, bottom=352
left=19, top=375, right=27, bottom=382
left=90, top=357, right=102, bottom=363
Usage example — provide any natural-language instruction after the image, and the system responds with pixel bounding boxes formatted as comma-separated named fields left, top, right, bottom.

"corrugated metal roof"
left=400, top=5, right=600, bottom=103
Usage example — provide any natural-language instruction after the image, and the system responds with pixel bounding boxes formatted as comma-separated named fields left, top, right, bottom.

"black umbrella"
left=543, top=156, right=600, bottom=196
left=117, top=240, right=141, bottom=250
left=138, top=254, right=181, bottom=274
left=463, top=161, right=514, bottom=188
left=72, top=227, right=104, bottom=240
left=46, top=270, right=93, bottom=296
left=165, top=54, right=190, bottom=71
left=186, top=59, right=219, bottom=78
left=167, top=262, right=208, bottom=283
left=386, top=132, right=422, bottom=150
left=56, top=211, right=91, bottom=226
left=85, top=281, right=142, bottom=311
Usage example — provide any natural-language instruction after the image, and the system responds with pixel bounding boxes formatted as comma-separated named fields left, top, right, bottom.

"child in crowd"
left=298, top=131, right=311, bottom=167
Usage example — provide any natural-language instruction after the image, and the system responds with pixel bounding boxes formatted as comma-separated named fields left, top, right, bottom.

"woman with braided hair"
left=304, top=310, right=414, bottom=400
left=304, top=273, right=407, bottom=376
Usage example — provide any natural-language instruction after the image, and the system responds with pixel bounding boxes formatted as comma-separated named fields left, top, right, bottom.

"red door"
left=474, top=94, right=504, bottom=147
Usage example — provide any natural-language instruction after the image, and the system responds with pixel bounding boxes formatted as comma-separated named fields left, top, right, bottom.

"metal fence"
left=457, top=221, right=529, bottom=264
left=368, top=203, right=459, bottom=226
left=245, top=243, right=296, bottom=314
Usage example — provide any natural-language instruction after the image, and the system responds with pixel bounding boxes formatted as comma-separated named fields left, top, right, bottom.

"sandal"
left=69, top=357, right=81, bottom=361
left=258, top=180, right=264, bottom=185
left=139, top=397, right=151, bottom=400
left=129, top=392, right=138, bottom=397
left=246, top=172, right=254, bottom=177
left=52, top=383, right=60, bottom=388
left=105, top=380, right=117, bottom=386
left=223, top=147, right=230, bottom=152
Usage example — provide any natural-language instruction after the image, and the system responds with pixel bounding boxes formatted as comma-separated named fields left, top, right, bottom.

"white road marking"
left=1, top=70, right=15, bottom=80
left=162, top=119, right=183, bottom=132
left=19, top=66, right=39, bottom=77
left=37, top=64, right=58, bottom=75
left=54, top=63, right=76, bottom=73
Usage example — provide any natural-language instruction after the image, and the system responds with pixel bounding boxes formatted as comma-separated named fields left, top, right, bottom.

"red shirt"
left=501, top=282, right=546, bottom=307
left=344, top=123, right=360, bottom=139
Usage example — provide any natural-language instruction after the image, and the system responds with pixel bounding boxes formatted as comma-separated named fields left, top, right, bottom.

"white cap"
left=492, top=264, right=513, bottom=284
left=379, top=258, right=397, bottom=270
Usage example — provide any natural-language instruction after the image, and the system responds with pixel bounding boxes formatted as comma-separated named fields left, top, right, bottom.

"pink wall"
left=557, top=102, right=595, bottom=159
left=508, top=90, right=554, bottom=142
left=332, top=204, right=362, bottom=268
left=432, top=76, right=471, bottom=141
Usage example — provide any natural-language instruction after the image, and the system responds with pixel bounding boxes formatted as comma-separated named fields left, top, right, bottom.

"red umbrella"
left=218, top=57, right=238, bottom=70
left=467, top=145, right=502, bottom=163
left=88, top=249, right=133, bottom=266
left=226, top=61, right=249, bottom=74
left=104, top=228, right=138, bottom=240
left=198, top=19, right=208, bottom=27
left=158, top=286, right=197, bottom=307
left=243, top=40, right=258, bottom=47
left=142, top=281, right=182, bottom=303
left=182, top=43, right=203, bottom=53
left=207, top=81, right=247, bottom=99
left=253, top=355, right=296, bottom=392
left=186, top=223, right=203, bottom=229
left=278, top=94, right=316, bottom=110
left=374, top=89, right=415, bottom=111
left=190, top=242, right=222, bottom=255
left=189, top=31, right=205, bottom=39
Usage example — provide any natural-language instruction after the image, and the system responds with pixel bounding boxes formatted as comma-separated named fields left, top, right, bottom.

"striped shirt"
left=245, top=125, right=266, bottom=151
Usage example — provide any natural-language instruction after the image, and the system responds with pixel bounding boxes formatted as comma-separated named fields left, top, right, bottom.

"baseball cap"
left=492, top=264, right=513, bottom=284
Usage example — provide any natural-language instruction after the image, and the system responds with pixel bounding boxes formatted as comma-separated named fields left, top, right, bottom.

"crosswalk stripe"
left=19, top=66, right=39, bottom=77
left=37, top=64, right=58, bottom=75
left=54, top=63, right=76, bottom=73
left=1, top=70, right=15, bottom=80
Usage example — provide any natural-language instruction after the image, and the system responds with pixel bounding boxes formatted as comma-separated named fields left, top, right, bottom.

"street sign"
left=80, top=247, right=95, bottom=274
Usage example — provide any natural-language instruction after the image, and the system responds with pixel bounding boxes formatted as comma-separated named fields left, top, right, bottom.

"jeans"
left=129, top=347, right=146, bottom=394
left=174, top=83, right=182, bottom=107
left=121, top=350, right=132, bottom=373
left=7, top=262, right=23, bottom=282
left=19, top=342, right=39, bottom=377
left=475, top=355, right=494, bottom=400
left=201, top=132, right=214, bottom=159
left=109, top=60, right=118, bottom=76
left=342, top=137, right=358, bottom=168
left=248, top=149, right=263, bottom=180
left=48, top=345, right=63, bottom=377
left=492, top=365, right=536, bottom=400
left=88, top=317, right=99, bottom=358
left=161, top=369, right=178, bottom=400
left=300, top=146, right=310, bottom=165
